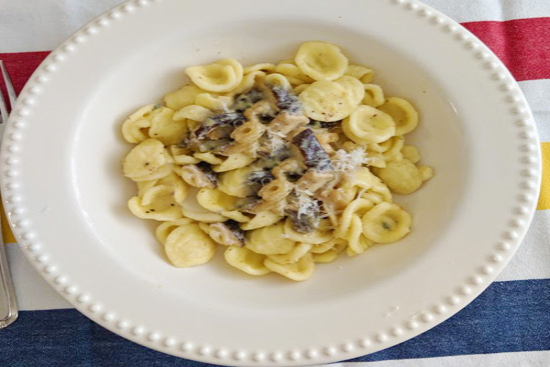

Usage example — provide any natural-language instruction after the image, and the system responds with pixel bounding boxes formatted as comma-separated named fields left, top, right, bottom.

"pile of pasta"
left=121, top=41, right=433, bottom=281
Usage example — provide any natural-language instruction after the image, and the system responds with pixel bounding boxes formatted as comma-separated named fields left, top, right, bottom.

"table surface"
left=1, top=1, right=550, bottom=366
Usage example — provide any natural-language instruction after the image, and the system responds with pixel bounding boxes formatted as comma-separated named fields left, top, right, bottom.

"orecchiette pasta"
left=164, top=85, right=204, bottom=110
left=123, top=139, right=172, bottom=181
left=378, top=97, right=419, bottom=136
left=164, top=224, right=216, bottom=267
left=224, top=246, right=271, bottom=276
left=342, top=105, right=396, bottom=144
left=185, top=59, right=243, bottom=93
left=264, top=252, right=315, bottom=281
left=299, top=76, right=364, bottom=122
left=345, top=65, right=375, bottom=84
left=148, top=107, right=188, bottom=146
left=122, top=105, right=155, bottom=143
left=362, top=84, right=385, bottom=107
left=122, top=41, right=433, bottom=281
left=295, top=41, right=348, bottom=81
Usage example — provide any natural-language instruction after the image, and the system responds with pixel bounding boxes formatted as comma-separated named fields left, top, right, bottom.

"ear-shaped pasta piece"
left=240, top=211, right=283, bottom=231
left=367, top=183, right=393, bottom=203
left=212, top=153, right=255, bottom=173
left=293, top=83, right=310, bottom=94
left=122, top=105, right=155, bottom=143
left=243, top=63, right=275, bottom=74
left=311, top=238, right=339, bottom=254
left=381, top=136, right=405, bottom=162
left=230, top=71, right=266, bottom=95
left=361, top=191, right=385, bottom=206
left=299, top=76, right=364, bottom=122
left=378, top=97, right=419, bottom=135
left=336, top=76, right=365, bottom=105
left=173, top=105, right=214, bottom=122
left=346, top=216, right=375, bottom=255
left=180, top=164, right=216, bottom=189
left=155, top=218, right=195, bottom=245
left=128, top=184, right=184, bottom=221
left=401, top=145, right=421, bottom=164
left=156, top=172, right=188, bottom=203
left=264, top=73, right=292, bottom=90
left=264, top=252, right=315, bottom=281
left=372, top=159, right=425, bottom=194
left=342, top=105, right=395, bottom=144
left=267, top=243, right=312, bottom=265
left=181, top=187, right=227, bottom=223
left=362, top=202, right=412, bottom=243
left=185, top=59, right=243, bottom=93
left=362, top=84, right=385, bottom=107
left=419, top=166, right=434, bottom=181
left=322, top=187, right=357, bottom=212
left=193, top=152, right=224, bottom=165
left=217, top=167, right=254, bottom=198
left=196, top=187, right=237, bottom=213
left=275, top=61, right=314, bottom=85
left=346, top=235, right=374, bottom=257
left=312, top=238, right=347, bottom=263
left=164, top=85, right=204, bottom=110
left=224, top=246, right=271, bottom=276
left=168, top=145, right=201, bottom=165
left=336, top=198, right=375, bottom=238
left=295, top=41, right=349, bottom=81
left=123, top=139, right=171, bottom=181
left=283, top=219, right=333, bottom=245
left=194, top=93, right=233, bottom=112
left=245, top=222, right=295, bottom=255
left=148, top=107, right=188, bottom=145
left=345, top=65, right=375, bottom=84
left=137, top=179, right=158, bottom=197
left=164, top=224, right=216, bottom=267
left=313, top=249, right=339, bottom=263
left=343, top=166, right=385, bottom=191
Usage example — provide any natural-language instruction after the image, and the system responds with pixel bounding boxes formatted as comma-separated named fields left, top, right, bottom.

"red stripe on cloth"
left=0, top=51, right=50, bottom=97
left=463, top=17, right=550, bottom=81
left=1, top=17, right=550, bottom=93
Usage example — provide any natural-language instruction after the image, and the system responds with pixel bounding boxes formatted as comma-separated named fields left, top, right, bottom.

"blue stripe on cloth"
left=0, top=279, right=549, bottom=367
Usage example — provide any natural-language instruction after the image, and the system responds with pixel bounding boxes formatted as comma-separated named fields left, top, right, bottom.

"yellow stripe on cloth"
left=0, top=195, right=15, bottom=244
left=537, top=142, right=550, bottom=210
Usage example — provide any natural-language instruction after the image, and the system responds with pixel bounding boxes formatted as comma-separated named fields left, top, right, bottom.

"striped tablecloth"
left=1, top=1, right=550, bottom=366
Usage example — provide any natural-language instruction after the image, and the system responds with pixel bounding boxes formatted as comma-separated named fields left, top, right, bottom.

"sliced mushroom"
left=292, top=128, right=333, bottom=171
left=233, top=88, right=265, bottom=112
left=285, top=191, right=321, bottom=233
left=193, top=112, right=245, bottom=140
left=269, top=86, right=302, bottom=114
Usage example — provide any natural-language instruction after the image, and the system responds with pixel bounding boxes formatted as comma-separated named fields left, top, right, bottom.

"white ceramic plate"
left=1, top=0, right=541, bottom=365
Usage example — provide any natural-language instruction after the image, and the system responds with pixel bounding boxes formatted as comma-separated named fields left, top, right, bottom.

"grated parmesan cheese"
left=263, top=129, right=288, bottom=156
left=331, top=148, right=371, bottom=173
left=294, top=187, right=318, bottom=219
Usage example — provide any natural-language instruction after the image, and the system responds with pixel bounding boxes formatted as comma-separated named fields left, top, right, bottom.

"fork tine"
left=0, top=81, right=7, bottom=126
left=0, top=61, right=16, bottom=108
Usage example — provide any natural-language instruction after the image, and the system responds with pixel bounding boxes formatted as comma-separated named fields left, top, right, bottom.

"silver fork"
left=0, top=60, right=19, bottom=328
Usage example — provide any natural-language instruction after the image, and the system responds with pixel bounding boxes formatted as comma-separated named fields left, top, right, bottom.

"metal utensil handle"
left=0, top=60, right=19, bottom=328
left=0, top=238, right=18, bottom=328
